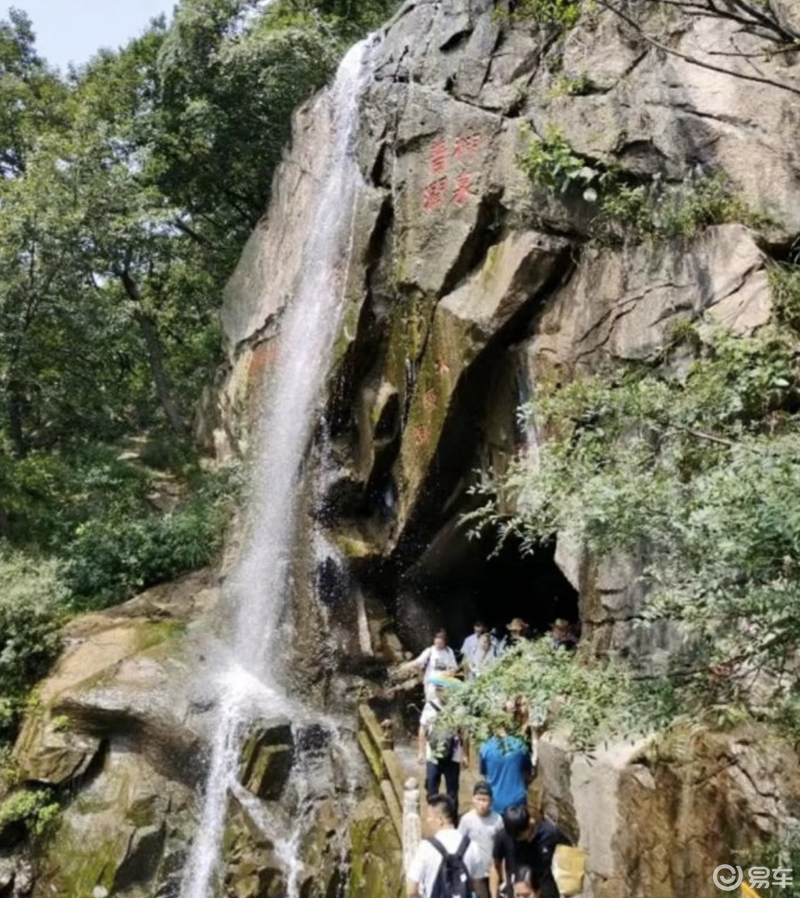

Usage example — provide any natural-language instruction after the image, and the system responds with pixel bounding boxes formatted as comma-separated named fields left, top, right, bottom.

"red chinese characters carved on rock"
left=422, top=177, right=448, bottom=211
left=453, top=172, right=472, bottom=205
left=421, top=132, right=482, bottom=213
left=453, top=134, right=481, bottom=159
left=430, top=139, right=448, bottom=175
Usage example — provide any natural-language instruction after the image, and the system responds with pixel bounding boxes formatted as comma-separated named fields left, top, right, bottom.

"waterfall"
left=180, top=35, right=378, bottom=898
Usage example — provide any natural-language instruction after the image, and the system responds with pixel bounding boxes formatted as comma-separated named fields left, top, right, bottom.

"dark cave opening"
left=398, top=516, right=580, bottom=652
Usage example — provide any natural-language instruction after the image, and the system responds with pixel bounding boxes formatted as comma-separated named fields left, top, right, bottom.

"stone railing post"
left=402, top=776, right=421, bottom=875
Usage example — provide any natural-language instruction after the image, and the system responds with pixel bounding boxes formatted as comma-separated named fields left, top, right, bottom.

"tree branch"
left=596, top=0, right=800, bottom=97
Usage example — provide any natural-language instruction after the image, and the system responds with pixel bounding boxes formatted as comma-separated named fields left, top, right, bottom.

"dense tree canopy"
left=0, top=0, right=397, bottom=737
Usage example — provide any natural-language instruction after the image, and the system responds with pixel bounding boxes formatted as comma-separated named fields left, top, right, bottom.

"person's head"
left=552, top=618, right=570, bottom=639
left=427, top=794, right=456, bottom=830
left=503, top=805, right=534, bottom=841
left=478, top=632, right=492, bottom=650
left=512, top=867, right=541, bottom=898
left=473, top=620, right=487, bottom=635
left=472, top=781, right=493, bottom=816
left=507, top=618, right=528, bottom=641
left=433, top=629, right=448, bottom=650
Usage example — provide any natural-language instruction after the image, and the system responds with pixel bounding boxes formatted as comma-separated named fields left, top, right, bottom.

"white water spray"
left=180, top=35, right=378, bottom=898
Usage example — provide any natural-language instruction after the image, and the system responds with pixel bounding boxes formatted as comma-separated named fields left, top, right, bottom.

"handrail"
left=357, top=702, right=421, bottom=871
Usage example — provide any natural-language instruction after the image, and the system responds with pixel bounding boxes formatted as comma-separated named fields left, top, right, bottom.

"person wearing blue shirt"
left=479, top=727, right=532, bottom=816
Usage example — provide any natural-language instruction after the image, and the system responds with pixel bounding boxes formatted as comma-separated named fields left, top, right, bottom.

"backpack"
left=428, top=835, right=471, bottom=898
left=426, top=703, right=459, bottom=762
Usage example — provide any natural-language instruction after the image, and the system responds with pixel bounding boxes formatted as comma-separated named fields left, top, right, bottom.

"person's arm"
left=409, top=646, right=431, bottom=671
left=407, top=880, right=421, bottom=898
left=522, top=743, right=534, bottom=784
left=417, top=725, right=426, bottom=765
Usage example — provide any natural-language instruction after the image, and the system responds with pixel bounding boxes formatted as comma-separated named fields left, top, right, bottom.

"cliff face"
left=210, top=0, right=800, bottom=894
left=6, top=2, right=800, bottom=897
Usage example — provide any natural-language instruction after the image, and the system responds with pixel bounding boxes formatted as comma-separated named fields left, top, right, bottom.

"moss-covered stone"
left=346, top=795, right=403, bottom=898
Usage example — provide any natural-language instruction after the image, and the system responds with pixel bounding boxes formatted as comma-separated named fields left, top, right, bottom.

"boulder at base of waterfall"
left=346, top=795, right=404, bottom=898
left=222, top=795, right=285, bottom=898
left=239, top=720, right=294, bottom=801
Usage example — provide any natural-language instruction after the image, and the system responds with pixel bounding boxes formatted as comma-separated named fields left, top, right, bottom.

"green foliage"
left=548, top=71, right=596, bottom=98
left=467, top=324, right=800, bottom=730
left=0, top=551, right=64, bottom=737
left=440, top=639, right=676, bottom=750
left=768, top=262, right=800, bottom=331
left=0, top=788, right=61, bottom=837
left=519, top=126, right=765, bottom=241
left=519, top=125, right=609, bottom=202
left=511, top=0, right=584, bottom=29
left=64, top=464, right=240, bottom=609
left=598, top=173, right=765, bottom=243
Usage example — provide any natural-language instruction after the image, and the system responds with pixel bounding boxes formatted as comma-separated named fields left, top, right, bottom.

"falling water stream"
left=180, top=34, right=379, bottom=898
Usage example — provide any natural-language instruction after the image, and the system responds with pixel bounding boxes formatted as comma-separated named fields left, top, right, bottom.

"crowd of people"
left=400, top=618, right=580, bottom=898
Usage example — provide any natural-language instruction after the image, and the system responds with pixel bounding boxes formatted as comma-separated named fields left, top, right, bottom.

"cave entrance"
left=400, top=516, right=580, bottom=651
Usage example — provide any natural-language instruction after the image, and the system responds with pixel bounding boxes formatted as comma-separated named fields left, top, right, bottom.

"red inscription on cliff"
left=421, top=132, right=482, bottom=213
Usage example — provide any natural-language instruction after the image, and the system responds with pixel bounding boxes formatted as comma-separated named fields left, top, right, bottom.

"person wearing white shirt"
left=407, top=795, right=483, bottom=898
left=464, top=632, right=499, bottom=681
left=459, top=620, right=491, bottom=664
left=418, top=679, right=465, bottom=814
left=458, top=781, right=504, bottom=898
left=406, top=630, right=458, bottom=686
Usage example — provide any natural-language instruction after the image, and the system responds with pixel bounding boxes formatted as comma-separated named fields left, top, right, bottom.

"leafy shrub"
left=519, top=126, right=765, bottom=241
left=519, top=124, right=609, bottom=202
left=769, top=262, right=800, bottom=331
left=0, top=550, right=65, bottom=706
left=439, top=639, right=675, bottom=750
left=511, top=0, right=584, bottom=29
left=466, top=325, right=800, bottom=732
left=0, top=447, right=150, bottom=550
left=599, top=173, right=764, bottom=242
left=0, top=788, right=61, bottom=837
left=64, top=464, right=240, bottom=609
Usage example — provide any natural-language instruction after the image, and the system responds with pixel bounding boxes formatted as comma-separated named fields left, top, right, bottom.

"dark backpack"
left=426, top=702, right=459, bottom=762
left=428, top=835, right=472, bottom=898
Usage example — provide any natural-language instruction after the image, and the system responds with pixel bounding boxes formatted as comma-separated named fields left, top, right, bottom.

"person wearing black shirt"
left=492, top=805, right=571, bottom=898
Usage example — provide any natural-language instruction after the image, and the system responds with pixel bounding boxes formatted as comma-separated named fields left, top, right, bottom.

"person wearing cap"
left=458, top=781, right=504, bottom=898
left=498, top=618, right=529, bottom=656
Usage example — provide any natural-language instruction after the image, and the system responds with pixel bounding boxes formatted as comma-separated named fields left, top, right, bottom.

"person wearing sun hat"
left=498, top=618, right=529, bottom=656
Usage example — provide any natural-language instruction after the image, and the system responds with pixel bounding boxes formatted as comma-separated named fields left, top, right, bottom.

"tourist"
left=549, top=619, right=577, bottom=652
left=458, top=781, right=504, bottom=898
left=493, top=805, right=571, bottom=898
left=460, top=619, right=493, bottom=664
left=498, top=618, right=529, bottom=655
left=465, top=632, right=499, bottom=681
left=511, top=866, right=541, bottom=898
left=418, top=675, right=466, bottom=814
left=404, top=629, right=459, bottom=687
left=407, top=795, right=483, bottom=898
left=479, top=707, right=532, bottom=815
